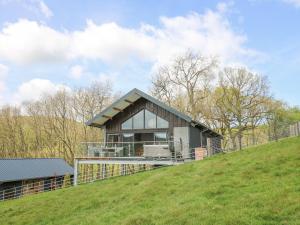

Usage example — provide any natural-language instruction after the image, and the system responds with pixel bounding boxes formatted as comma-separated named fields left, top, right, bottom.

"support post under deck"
left=74, top=159, right=78, bottom=186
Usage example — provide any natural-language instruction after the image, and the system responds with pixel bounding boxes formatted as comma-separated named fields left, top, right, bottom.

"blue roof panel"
left=0, top=158, right=74, bottom=183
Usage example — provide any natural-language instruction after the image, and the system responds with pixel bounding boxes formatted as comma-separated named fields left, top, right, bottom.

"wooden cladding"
left=105, top=98, right=189, bottom=135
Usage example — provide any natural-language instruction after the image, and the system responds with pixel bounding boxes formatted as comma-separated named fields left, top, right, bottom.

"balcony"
left=78, top=141, right=193, bottom=163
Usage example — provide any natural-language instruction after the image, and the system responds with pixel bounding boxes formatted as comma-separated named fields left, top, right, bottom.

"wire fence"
left=0, top=176, right=73, bottom=201
left=290, top=121, right=300, bottom=137
left=2, top=122, right=299, bottom=202
left=0, top=139, right=223, bottom=202
left=0, top=162, right=166, bottom=202
left=76, top=163, right=166, bottom=185
left=222, top=121, right=300, bottom=151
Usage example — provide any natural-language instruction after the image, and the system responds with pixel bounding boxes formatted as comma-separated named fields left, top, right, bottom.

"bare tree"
left=73, top=81, right=114, bottom=143
left=151, top=51, right=217, bottom=119
left=21, top=81, right=114, bottom=163
left=264, top=98, right=288, bottom=142
left=218, top=67, right=270, bottom=150
left=200, top=88, right=236, bottom=149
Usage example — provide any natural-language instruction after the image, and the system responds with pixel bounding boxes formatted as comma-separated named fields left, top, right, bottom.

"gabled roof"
left=0, top=158, right=73, bottom=183
left=86, top=88, right=221, bottom=137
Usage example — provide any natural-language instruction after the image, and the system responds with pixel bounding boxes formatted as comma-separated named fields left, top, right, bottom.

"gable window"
left=121, top=109, right=169, bottom=130
left=145, top=110, right=156, bottom=128
left=121, top=117, right=132, bottom=130
left=157, top=116, right=169, bottom=128
left=133, top=110, right=144, bottom=129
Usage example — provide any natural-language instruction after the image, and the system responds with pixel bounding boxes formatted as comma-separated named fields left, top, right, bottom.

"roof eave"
left=191, top=120, right=223, bottom=138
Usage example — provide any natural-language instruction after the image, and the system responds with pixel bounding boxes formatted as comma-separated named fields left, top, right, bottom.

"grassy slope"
left=1, top=137, right=300, bottom=225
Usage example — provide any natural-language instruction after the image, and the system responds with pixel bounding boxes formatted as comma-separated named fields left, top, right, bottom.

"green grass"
left=1, top=137, right=300, bottom=225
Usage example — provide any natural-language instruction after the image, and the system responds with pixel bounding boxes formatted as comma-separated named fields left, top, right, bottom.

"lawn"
left=0, top=137, right=300, bottom=225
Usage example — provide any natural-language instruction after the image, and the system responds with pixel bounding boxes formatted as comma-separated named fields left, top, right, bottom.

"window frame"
left=121, top=109, right=169, bottom=130
left=107, top=134, right=119, bottom=143
left=145, top=109, right=156, bottom=129
left=156, top=115, right=169, bottom=129
left=154, top=132, right=168, bottom=142
left=121, top=117, right=133, bottom=130
left=132, top=110, right=145, bottom=129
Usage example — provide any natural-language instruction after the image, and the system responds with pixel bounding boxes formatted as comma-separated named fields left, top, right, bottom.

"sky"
left=0, top=0, right=300, bottom=106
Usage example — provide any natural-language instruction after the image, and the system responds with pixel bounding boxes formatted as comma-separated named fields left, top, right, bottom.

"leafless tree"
left=151, top=51, right=217, bottom=120
left=218, top=67, right=270, bottom=150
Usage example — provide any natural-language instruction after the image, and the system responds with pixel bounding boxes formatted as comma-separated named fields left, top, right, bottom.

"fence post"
left=74, top=159, right=78, bottom=186
left=14, top=187, right=17, bottom=199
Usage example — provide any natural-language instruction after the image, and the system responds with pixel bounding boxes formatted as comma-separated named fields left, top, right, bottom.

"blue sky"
left=0, top=0, right=300, bottom=106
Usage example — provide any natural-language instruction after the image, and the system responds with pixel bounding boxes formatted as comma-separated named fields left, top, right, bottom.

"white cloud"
left=216, top=1, right=234, bottom=13
left=93, top=72, right=117, bottom=84
left=69, top=65, right=84, bottom=79
left=0, top=63, right=8, bottom=93
left=37, top=0, right=53, bottom=18
left=283, top=0, right=300, bottom=8
left=12, top=78, right=71, bottom=104
left=71, top=20, right=155, bottom=63
left=0, top=0, right=53, bottom=18
left=0, top=63, right=8, bottom=80
left=0, top=3, right=262, bottom=67
left=0, top=19, right=70, bottom=64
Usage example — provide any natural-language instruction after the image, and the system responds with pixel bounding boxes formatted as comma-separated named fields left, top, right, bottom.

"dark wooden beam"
left=124, top=99, right=134, bottom=104
left=102, top=115, right=112, bottom=120
left=113, top=107, right=123, bottom=112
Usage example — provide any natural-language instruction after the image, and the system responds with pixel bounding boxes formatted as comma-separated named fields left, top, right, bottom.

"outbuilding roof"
left=0, top=158, right=73, bottom=183
left=86, top=88, right=222, bottom=137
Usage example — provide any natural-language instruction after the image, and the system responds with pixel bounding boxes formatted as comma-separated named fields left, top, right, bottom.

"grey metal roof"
left=86, top=88, right=221, bottom=137
left=0, top=158, right=74, bottom=183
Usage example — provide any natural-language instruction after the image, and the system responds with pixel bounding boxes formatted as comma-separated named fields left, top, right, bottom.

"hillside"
left=1, top=137, right=300, bottom=225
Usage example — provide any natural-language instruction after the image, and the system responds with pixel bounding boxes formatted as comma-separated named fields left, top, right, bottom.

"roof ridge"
left=86, top=88, right=192, bottom=126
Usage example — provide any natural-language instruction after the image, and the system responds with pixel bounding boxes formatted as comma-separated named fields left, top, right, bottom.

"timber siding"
left=105, top=98, right=189, bottom=136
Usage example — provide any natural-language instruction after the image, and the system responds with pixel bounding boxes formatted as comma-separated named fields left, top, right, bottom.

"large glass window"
left=106, top=134, right=119, bottom=148
left=107, top=134, right=119, bottom=143
left=123, top=133, right=134, bottom=142
left=145, top=110, right=156, bottom=129
left=133, top=110, right=144, bottom=129
left=121, top=118, right=132, bottom=130
left=154, top=132, right=167, bottom=142
left=122, top=133, right=134, bottom=156
left=121, top=109, right=169, bottom=130
left=157, top=116, right=169, bottom=128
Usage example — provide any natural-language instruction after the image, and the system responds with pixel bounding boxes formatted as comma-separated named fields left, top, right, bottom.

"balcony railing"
left=78, top=141, right=192, bottom=160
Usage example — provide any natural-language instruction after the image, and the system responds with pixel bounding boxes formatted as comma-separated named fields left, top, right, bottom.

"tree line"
left=0, top=51, right=299, bottom=163
left=151, top=51, right=300, bottom=150
left=0, top=81, right=114, bottom=164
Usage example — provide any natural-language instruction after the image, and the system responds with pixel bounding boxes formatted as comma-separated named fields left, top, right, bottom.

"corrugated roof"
left=86, top=88, right=222, bottom=137
left=0, top=158, right=74, bottom=183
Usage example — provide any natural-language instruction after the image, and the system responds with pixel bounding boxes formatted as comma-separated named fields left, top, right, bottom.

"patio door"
left=107, top=134, right=119, bottom=145
left=122, top=133, right=134, bottom=157
left=134, top=133, right=154, bottom=156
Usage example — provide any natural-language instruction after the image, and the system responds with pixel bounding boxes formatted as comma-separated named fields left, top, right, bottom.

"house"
left=85, top=88, right=222, bottom=160
left=0, top=158, right=73, bottom=200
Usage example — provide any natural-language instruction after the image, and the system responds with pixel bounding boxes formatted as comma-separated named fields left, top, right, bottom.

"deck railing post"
left=74, top=159, right=78, bottom=186
left=175, top=148, right=177, bottom=162
left=128, top=144, right=131, bottom=157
